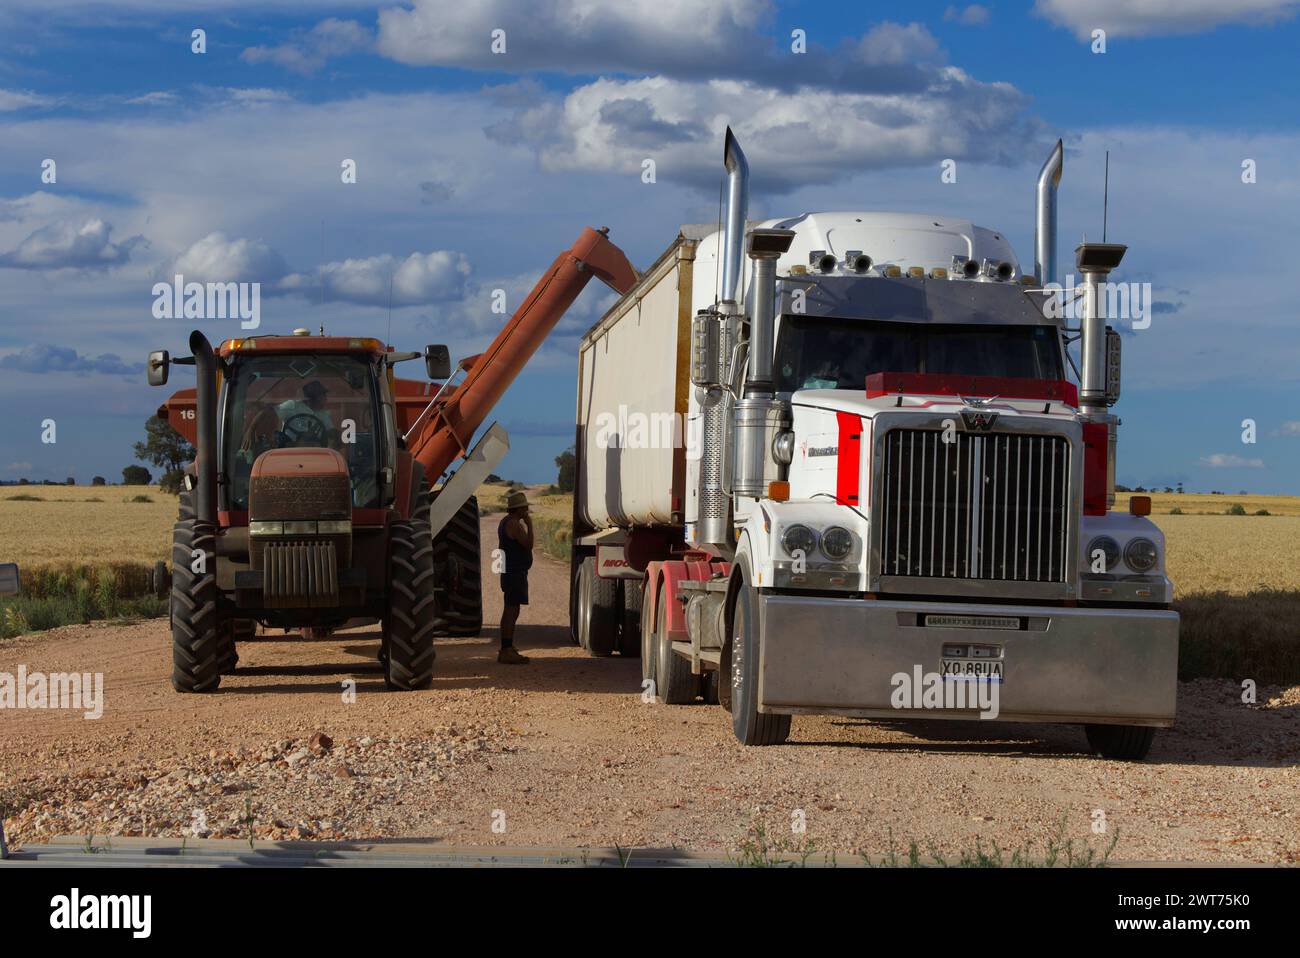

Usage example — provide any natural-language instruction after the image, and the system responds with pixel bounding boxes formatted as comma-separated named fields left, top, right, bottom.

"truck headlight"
left=781, top=524, right=817, bottom=558
left=1123, top=537, right=1158, bottom=573
left=820, top=526, right=853, bottom=560
left=1087, top=536, right=1120, bottom=574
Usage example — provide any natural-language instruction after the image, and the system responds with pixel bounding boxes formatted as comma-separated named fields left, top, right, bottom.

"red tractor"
left=147, top=227, right=636, bottom=692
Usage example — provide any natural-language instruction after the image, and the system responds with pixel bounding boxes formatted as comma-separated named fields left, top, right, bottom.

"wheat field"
left=2, top=485, right=1298, bottom=596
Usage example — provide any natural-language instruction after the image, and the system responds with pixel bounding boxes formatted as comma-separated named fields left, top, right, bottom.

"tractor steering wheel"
left=280, top=412, right=328, bottom=447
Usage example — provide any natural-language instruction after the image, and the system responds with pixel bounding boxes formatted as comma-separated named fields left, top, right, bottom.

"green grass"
left=0, top=561, right=165, bottom=640
left=4, top=494, right=41, bottom=502
left=1175, top=588, right=1300, bottom=685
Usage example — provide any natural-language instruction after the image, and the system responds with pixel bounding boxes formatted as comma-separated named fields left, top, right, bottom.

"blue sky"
left=1, top=0, right=1298, bottom=492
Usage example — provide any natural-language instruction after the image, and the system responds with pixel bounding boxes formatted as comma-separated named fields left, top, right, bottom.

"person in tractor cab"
left=497, top=490, right=533, bottom=665
left=276, top=380, right=338, bottom=448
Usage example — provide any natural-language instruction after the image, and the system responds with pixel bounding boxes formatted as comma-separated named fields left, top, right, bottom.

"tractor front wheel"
left=383, top=515, right=437, bottom=691
left=170, top=518, right=224, bottom=692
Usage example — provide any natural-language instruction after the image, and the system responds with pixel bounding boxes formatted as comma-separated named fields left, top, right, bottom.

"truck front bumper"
left=757, top=593, right=1178, bottom=727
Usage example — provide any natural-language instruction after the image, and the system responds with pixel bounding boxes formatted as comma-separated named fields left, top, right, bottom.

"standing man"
left=497, top=490, right=533, bottom=664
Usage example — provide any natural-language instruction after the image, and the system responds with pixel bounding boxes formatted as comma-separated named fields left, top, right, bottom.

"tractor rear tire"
left=171, top=518, right=223, bottom=693
left=384, top=515, right=437, bottom=691
left=1084, top=723, right=1156, bottom=761
left=432, top=495, right=482, bottom=636
left=617, top=577, right=642, bottom=657
left=729, top=574, right=790, bottom=745
left=587, top=557, right=619, bottom=657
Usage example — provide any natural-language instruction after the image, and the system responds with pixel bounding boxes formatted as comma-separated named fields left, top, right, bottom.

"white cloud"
left=0, top=218, right=145, bottom=271
left=280, top=250, right=471, bottom=307
left=167, top=232, right=289, bottom=285
left=1277, top=421, right=1300, bottom=436
left=377, top=0, right=771, bottom=75
left=1200, top=453, right=1266, bottom=469
left=856, top=22, right=943, bottom=65
left=0, top=88, right=51, bottom=111
left=242, top=18, right=372, bottom=75
left=945, top=5, right=991, bottom=25
left=5, top=462, right=33, bottom=474
left=490, top=71, right=1035, bottom=192
left=125, top=91, right=179, bottom=107
left=1035, top=0, right=1300, bottom=38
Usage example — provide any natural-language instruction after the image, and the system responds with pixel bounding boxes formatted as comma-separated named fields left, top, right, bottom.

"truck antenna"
left=1102, top=150, right=1110, bottom=243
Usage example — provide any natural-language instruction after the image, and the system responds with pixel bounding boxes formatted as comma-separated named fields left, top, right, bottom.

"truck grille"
left=879, top=429, right=1071, bottom=583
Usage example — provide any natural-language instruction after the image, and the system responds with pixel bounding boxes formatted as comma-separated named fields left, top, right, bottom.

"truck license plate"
left=940, top=657, right=1004, bottom=683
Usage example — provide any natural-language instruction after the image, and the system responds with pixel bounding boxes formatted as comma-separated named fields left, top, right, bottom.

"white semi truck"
left=570, top=130, right=1178, bottom=759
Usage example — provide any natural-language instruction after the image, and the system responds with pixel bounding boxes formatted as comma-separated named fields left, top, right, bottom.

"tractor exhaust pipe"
left=189, top=330, right=218, bottom=525
left=1034, top=139, right=1063, bottom=286
left=720, top=127, right=749, bottom=305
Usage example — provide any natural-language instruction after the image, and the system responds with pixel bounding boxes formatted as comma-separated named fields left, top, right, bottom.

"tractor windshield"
left=221, top=353, right=383, bottom=510
left=774, top=318, right=1063, bottom=392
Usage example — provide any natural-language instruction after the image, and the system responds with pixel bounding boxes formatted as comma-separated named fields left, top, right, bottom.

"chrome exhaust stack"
left=696, top=129, right=750, bottom=546
left=1076, top=242, right=1127, bottom=509
left=720, top=127, right=749, bottom=306
left=1034, top=139, right=1063, bottom=286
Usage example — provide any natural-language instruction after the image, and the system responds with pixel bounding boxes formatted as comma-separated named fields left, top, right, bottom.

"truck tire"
left=573, top=558, right=592, bottom=650
left=170, top=518, right=224, bottom=693
left=1084, top=724, right=1156, bottom=761
left=654, top=594, right=696, bottom=705
left=640, top=582, right=657, bottom=690
left=730, top=574, right=790, bottom=745
left=384, top=515, right=437, bottom=691
left=586, top=557, right=619, bottom=657
left=432, top=495, right=482, bottom=636
left=617, top=578, right=642, bottom=657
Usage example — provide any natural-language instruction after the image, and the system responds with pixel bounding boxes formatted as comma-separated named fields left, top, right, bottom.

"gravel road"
left=1, top=517, right=1296, bottom=862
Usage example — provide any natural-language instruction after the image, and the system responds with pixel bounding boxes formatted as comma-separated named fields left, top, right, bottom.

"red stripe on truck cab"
left=836, top=412, right=862, bottom=507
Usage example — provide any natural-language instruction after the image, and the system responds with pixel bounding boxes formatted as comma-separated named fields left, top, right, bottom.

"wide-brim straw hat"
left=506, top=490, right=529, bottom=510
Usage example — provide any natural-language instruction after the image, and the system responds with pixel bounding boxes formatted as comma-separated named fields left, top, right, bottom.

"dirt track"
left=1, top=516, right=1296, bottom=862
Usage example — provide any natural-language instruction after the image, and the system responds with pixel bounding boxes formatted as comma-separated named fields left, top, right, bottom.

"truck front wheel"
left=1084, top=723, right=1156, bottom=761
left=729, top=576, right=790, bottom=746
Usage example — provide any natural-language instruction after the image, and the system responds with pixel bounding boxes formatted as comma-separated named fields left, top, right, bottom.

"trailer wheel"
left=654, top=594, right=696, bottom=705
left=617, top=578, right=642, bottom=657
left=383, top=513, right=437, bottom=691
left=1084, top=724, right=1156, bottom=761
left=573, top=559, right=592, bottom=650
left=432, top=495, right=482, bottom=636
left=585, top=557, right=619, bottom=657
left=170, top=518, right=223, bottom=693
left=730, top=574, right=790, bottom=745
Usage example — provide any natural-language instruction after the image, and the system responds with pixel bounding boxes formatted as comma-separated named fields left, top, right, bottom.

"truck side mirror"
left=424, top=345, right=451, bottom=381
left=0, top=562, right=19, bottom=596
left=148, top=350, right=170, bottom=386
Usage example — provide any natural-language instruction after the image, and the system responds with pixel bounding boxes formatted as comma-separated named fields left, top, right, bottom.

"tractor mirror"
left=424, top=345, right=451, bottom=380
left=147, top=349, right=170, bottom=386
left=0, top=562, right=19, bottom=596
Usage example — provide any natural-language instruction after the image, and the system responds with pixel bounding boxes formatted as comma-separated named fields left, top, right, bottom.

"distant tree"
left=65, top=477, right=75, bottom=485
left=1115, top=483, right=1131, bottom=493
left=486, top=473, right=503, bottom=483
left=92, top=476, right=106, bottom=486
left=122, top=465, right=152, bottom=485
left=133, top=415, right=195, bottom=494
left=555, top=446, right=576, bottom=493
left=17, top=477, right=28, bottom=486
left=1163, top=486, right=1173, bottom=494
left=1176, top=481, right=1184, bottom=494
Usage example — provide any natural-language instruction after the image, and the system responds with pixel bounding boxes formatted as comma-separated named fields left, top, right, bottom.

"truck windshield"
left=221, top=353, right=383, bottom=510
left=775, top=318, right=1063, bottom=392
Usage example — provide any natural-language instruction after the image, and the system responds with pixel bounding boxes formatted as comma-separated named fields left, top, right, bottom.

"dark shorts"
left=500, top=570, right=529, bottom=606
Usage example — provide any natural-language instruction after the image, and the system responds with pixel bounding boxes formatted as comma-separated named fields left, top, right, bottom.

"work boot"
left=498, top=647, right=530, bottom=665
